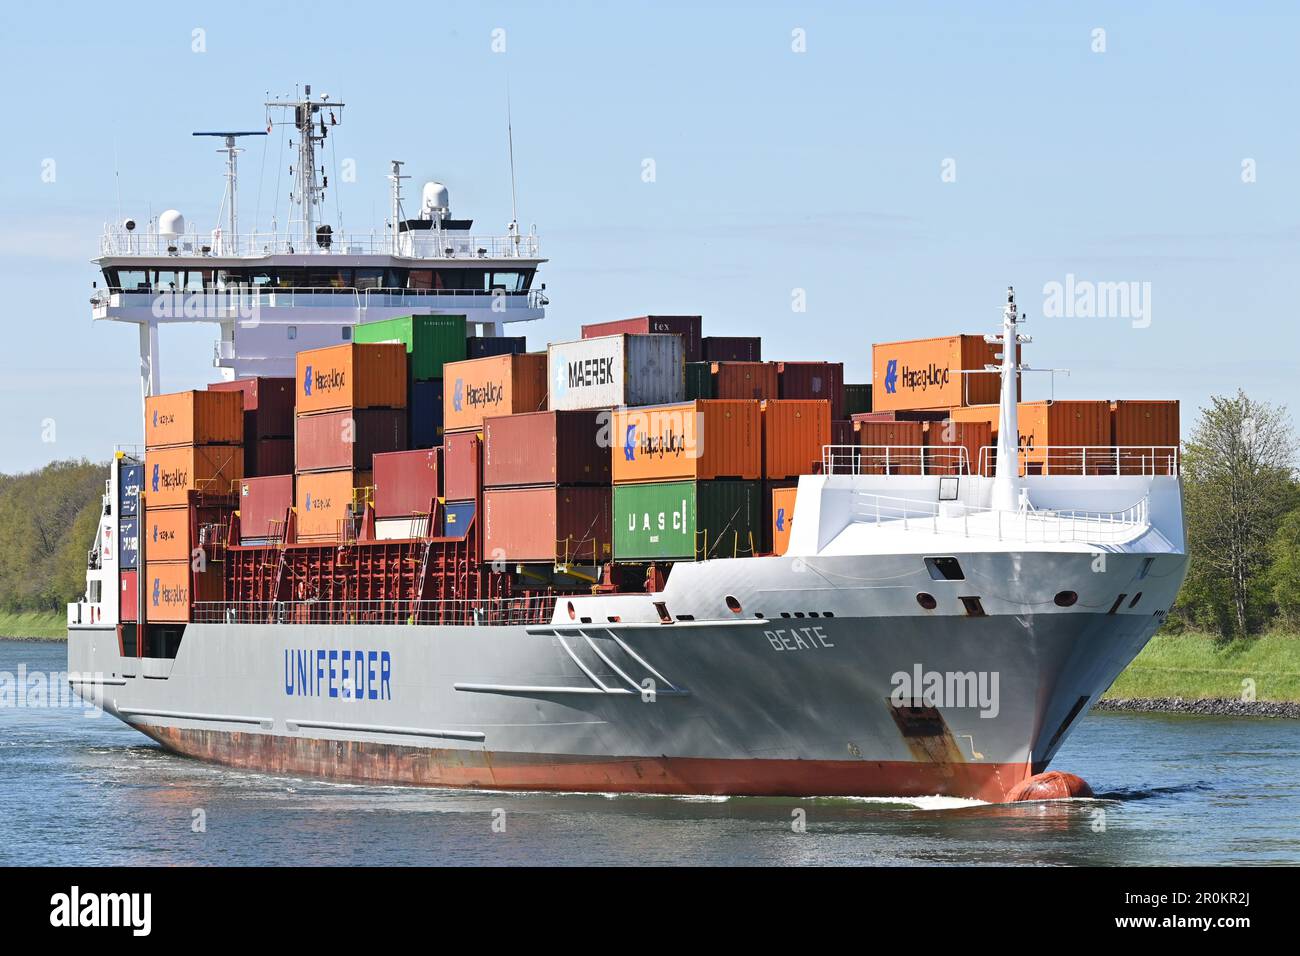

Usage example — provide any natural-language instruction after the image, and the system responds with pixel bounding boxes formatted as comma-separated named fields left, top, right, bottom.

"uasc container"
left=582, top=315, right=702, bottom=363
left=295, top=342, right=408, bottom=415
left=711, top=362, right=778, bottom=401
left=871, top=335, right=1016, bottom=412
left=612, top=400, right=761, bottom=484
left=239, top=474, right=294, bottom=542
left=548, top=334, right=684, bottom=411
left=145, top=390, right=243, bottom=448
left=295, top=469, right=371, bottom=541
left=443, top=352, right=548, bottom=432
left=352, top=314, right=467, bottom=381
left=613, top=480, right=761, bottom=561
left=483, top=486, right=613, bottom=564
left=294, top=408, right=408, bottom=473
left=144, top=445, right=244, bottom=507
left=483, top=410, right=611, bottom=488
left=373, top=448, right=440, bottom=519
left=761, top=399, right=832, bottom=479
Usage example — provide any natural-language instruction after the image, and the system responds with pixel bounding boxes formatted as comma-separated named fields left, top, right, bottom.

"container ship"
left=67, top=88, right=1186, bottom=803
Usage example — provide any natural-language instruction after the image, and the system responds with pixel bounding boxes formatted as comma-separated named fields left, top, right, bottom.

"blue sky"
left=0, top=1, right=1296, bottom=471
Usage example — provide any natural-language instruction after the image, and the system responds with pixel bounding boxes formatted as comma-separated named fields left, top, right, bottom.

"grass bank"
left=1102, top=631, right=1300, bottom=703
left=0, top=610, right=67, bottom=640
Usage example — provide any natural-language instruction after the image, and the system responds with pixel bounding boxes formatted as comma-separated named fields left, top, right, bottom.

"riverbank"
left=0, top=610, right=66, bottom=640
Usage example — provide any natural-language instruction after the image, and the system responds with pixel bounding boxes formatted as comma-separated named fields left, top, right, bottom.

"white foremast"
left=988, top=286, right=1031, bottom=513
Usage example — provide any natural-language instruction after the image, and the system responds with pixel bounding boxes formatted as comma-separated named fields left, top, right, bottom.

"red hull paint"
left=139, top=724, right=1031, bottom=802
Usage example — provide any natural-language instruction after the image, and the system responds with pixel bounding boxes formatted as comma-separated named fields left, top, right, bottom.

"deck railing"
left=821, top=445, right=1180, bottom=478
left=99, top=229, right=540, bottom=259
left=191, top=595, right=559, bottom=627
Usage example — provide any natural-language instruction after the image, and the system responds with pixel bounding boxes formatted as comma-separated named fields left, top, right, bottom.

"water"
left=3, top=639, right=1297, bottom=866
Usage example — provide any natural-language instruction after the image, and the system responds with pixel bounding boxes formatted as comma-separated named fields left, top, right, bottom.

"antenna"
left=265, top=85, right=345, bottom=249
left=193, top=130, right=268, bottom=248
left=985, top=286, right=1034, bottom=512
left=388, top=160, right=409, bottom=252
left=506, top=81, right=520, bottom=252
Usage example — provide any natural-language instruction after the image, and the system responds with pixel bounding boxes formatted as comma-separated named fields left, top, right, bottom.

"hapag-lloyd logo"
left=155, top=465, right=189, bottom=491
left=151, top=576, right=188, bottom=608
left=621, top=411, right=705, bottom=463
left=304, top=365, right=346, bottom=397
left=898, top=362, right=950, bottom=393
left=458, top=378, right=504, bottom=411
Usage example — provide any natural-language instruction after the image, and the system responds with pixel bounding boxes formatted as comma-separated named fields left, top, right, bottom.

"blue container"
left=119, top=463, right=142, bottom=517
left=441, top=500, right=476, bottom=538
left=466, top=336, right=527, bottom=359
left=119, top=516, right=139, bottom=569
left=410, top=379, right=445, bottom=449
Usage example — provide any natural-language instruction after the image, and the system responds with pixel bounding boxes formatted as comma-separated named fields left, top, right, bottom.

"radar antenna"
left=265, top=84, right=345, bottom=249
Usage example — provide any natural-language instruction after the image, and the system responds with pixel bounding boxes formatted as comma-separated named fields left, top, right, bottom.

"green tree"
left=1270, top=508, right=1300, bottom=627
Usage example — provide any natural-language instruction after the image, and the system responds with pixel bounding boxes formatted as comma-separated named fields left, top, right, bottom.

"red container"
left=924, top=419, right=992, bottom=476
left=443, top=431, right=482, bottom=502
left=761, top=399, right=832, bottom=479
left=701, top=336, right=761, bottom=362
left=250, top=437, right=294, bottom=477
left=294, top=408, right=408, bottom=473
left=239, top=474, right=294, bottom=542
left=831, top=420, right=854, bottom=447
left=711, top=362, right=779, bottom=400
left=210, top=377, right=295, bottom=438
left=483, top=485, right=612, bottom=564
left=855, top=420, right=925, bottom=475
left=778, top=362, right=845, bottom=421
left=373, top=448, right=441, bottom=518
left=120, top=570, right=137, bottom=621
left=582, top=316, right=702, bottom=363
left=483, top=410, right=611, bottom=488
left=851, top=410, right=950, bottom=423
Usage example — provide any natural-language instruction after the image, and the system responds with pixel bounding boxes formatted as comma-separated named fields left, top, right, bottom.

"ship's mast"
left=266, top=85, right=344, bottom=249
left=388, top=160, right=408, bottom=252
left=987, top=286, right=1032, bottom=512
left=192, top=130, right=267, bottom=251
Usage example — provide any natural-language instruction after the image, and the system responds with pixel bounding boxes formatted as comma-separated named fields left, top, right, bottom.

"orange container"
left=1112, top=400, right=1180, bottom=474
left=952, top=402, right=1111, bottom=475
left=612, top=400, right=761, bottom=484
left=712, top=362, right=779, bottom=400
left=294, top=343, right=408, bottom=415
left=855, top=420, right=925, bottom=474
left=761, top=399, right=832, bottom=479
left=295, top=469, right=372, bottom=541
left=871, top=335, right=1019, bottom=412
left=144, top=445, right=244, bottom=507
left=443, top=352, right=548, bottom=433
left=924, top=419, right=992, bottom=476
left=143, top=561, right=222, bottom=623
left=770, top=486, right=798, bottom=556
left=143, top=506, right=191, bottom=563
left=145, top=390, right=243, bottom=448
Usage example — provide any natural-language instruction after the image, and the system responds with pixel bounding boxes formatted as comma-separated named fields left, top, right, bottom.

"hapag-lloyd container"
left=768, top=484, right=798, bottom=556
left=208, top=377, right=295, bottom=437
left=701, top=336, right=761, bottom=362
left=547, top=334, right=684, bottom=411
left=582, top=316, right=703, bottom=363
left=295, top=469, right=371, bottom=541
left=294, top=408, right=408, bottom=472
left=143, top=445, right=244, bottom=507
left=373, top=448, right=440, bottom=518
left=144, top=561, right=223, bottom=623
left=761, top=400, right=832, bottom=479
left=239, top=474, right=294, bottom=542
left=483, top=410, right=611, bottom=488
left=778, top=362, right=845, bottom=421
left=442, top=352, right=548, bottom=432
left=443, top=431, right=482, bottom=502
left=611, top=400, right=761, bottom=484
left=613, top=480, right=761, bottom=561
left=352, top=314, right=467, bottom=381
left=949, top=401, right=1111, bottom=475
left=711, top=362, right=778, bottom=401
left=854, top=420, right=925, bottom=475
left=923, top=419, right=992, bottom=476
left=294, top=343, right=408, bottom=415
left=143, top=506, right=192, bottom=562
left=871, top=335, right=1018, bottom=412
left=145, top=390, right=243, bottom=448
left=483, top=486, right=613, bottom=563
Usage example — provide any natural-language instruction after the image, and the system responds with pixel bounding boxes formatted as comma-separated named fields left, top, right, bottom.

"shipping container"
left=143, top=561, right=222, bottom=623
left=1112, top=400, right=1180, bottom=474
left=145, top=390, right=243, bottom=448
left=614, top=479, right=761, bottom=561
left=352, top=314, right=467, bottom=381
left=408, top=379, right=444, bottom=448
left=294, top=407, right=408, bottom=473
left=923, top=419, right=992, bottom=476
left=830, top=420, right=854, bottom=448
left=239, top=474, right=294, bottom=542
left=547, top=334, right=684, bottom=411
left=143, top=505, right=192, bottom=563
left=373, top=448, right=440, bottom=518
left=120, top=570, right=137, bottom=621
left=701, top=336, right=761, bottom=362
left=441, top=500, right=477, bottom=538
left=949, top=401, right=1112, bottom=475
left=582, top=315, right=703, bottom=363
left=711, top=361, right=779, bottom=401
left=777, top=362, right=846, bottom=420
left=295, top=469, right=371, bottom=541
left=483, top=410, right=611, bottom=488
left=855, top=420, right=926, bottom=475
left=761, top=399, right=832, bottom=479
left=443, top=431, right=482, bottom=502
left=443, top=352, right=548, bottom=431
left=374, top=515, right=434, bottom=540
left=483, top=486, right=613, bottom=564
left=249, top=437, right=294, bottom=478
left=871, top=335, right=1018, bottom=412
left=685, top=362, right=714, bottom=401
left=769, top=485, right=798, bottom=556
left=843, top=383, right=872, bottom=417
left=852, top=409, right=950, bottom=423
left=143, top=445, right=244, bottom=507
left=209, top=376, right=295, bottom=437
left=467, top=335, right=527, bottom=360
left=119, top=462, right=142, bottom=516
left=612, top=401, right=761, bottom=484
left=294, top=342, right=408, bottom=414
left=119, top=516, right=138, bottom=569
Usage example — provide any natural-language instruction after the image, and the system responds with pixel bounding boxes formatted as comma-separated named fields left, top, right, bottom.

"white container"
left=374, top=515, right=432, bottom=540
left=547, top=333, right=684, bottom=410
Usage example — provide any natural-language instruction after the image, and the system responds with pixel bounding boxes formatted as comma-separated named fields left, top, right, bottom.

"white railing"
left=99, top=229, right=541, bottom=259
left=848, top=491, right=1151, bottom=544
left=975, top=445, right=1180, bottom=477
left=191, top=595, right=560, bottom=627
left=822, top=445, right=973, bottom=476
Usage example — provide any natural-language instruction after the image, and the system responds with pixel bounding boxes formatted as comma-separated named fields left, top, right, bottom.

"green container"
left=613, top=480, right=760, bottom=561
left=684, top=362, right=715, bottom=401
left=353, top=314, right=467, bottom=382
left=843, top=383, right=872, bottom=416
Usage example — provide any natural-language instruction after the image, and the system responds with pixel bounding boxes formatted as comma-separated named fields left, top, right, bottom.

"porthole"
left=916, top=592, right=937, bottom=610
left=1054, top=591, right=1078, bottom=608
left=567, top=601, right=576, bottom=620
left=725, top=595, right=742, bottom=614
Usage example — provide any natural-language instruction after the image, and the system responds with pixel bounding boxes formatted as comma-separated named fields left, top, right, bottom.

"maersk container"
left=352, top=314, right=467, bottom=382
left=467, top=335, right=527, bottom=360
left=143, top=445, right=244, bottom=507
left=712, top=362, right=778, bottom=401
left=483, top=486, right=613, bottom=564
left=441, top=500, right=477, bottom=538
left=581, top=316, right=702, bottom=363
left=778, top=361, right=845, bottom=421
left=145, top=390, right=243, bottom=449
left=843, top=383, right=872, bottom=417
left=410, top=379, right=444, bottom=448
left=119, top=516, right=139, bottom=569
left=613, top=480, right=761, bottom=561
left=483, top=410, right=610, bottom=488
left=612, top=401, right=761, bottom=484
left=295, top=343, right=408, bottom=415
left=547, top=334, right=684, bottom=411
left=209, top=376, right=295, bottom=438
left=239, top=474, right=293, bottom=542
left=701, top=336, right=761, bottom=362
left=761, top=399, right=832, bottom=479
left=373, top=448, right=440, bottom=518
left=685, top=362, right=714, bottom=400
left=294, top=408, right=408, bottom=473
left=443, top=431, right=481, bottom=502
left=119, top=463, right=142, bottom=516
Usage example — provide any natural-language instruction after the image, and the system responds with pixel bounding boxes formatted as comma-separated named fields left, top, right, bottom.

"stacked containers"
left=685, top=362, right=714, bottom=400
left=294, top=343, right=408, bottom=541
left=711, top=362, right=778, bottom=400
left=777, top=361, right=845, bottom=421
left=143, top=390, right=243, bottom=621
left=467, top=335, right=527, bottom=359
left=1111, top=400, right=1180, bottom=474
left=923, top=419, right=993, bottom=475
left=843, top=383, right=872, bottom=417
left=760, top=400, right=829, bottom=551
left=208, top=377, right=294, bottom=477
left=482, top=410, right=612, bottom=564
left=372, top=448, right=441, bottom=538
left=118, top=461, right=141, bottom=621
left=547, top=334, right=684, bottom=411
left=871, top=335, right=1018, bottom=413
left=611, top=400, right=762, bottom=561
left=948, top=401, right=1111, bottom=475
left=353, top=314, right=466, bottom=449
left=855, top=419, right=925, bottom=475
left=701, top=336, right=761, bottom=362
left=581, top=316, right=703, bottom=363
